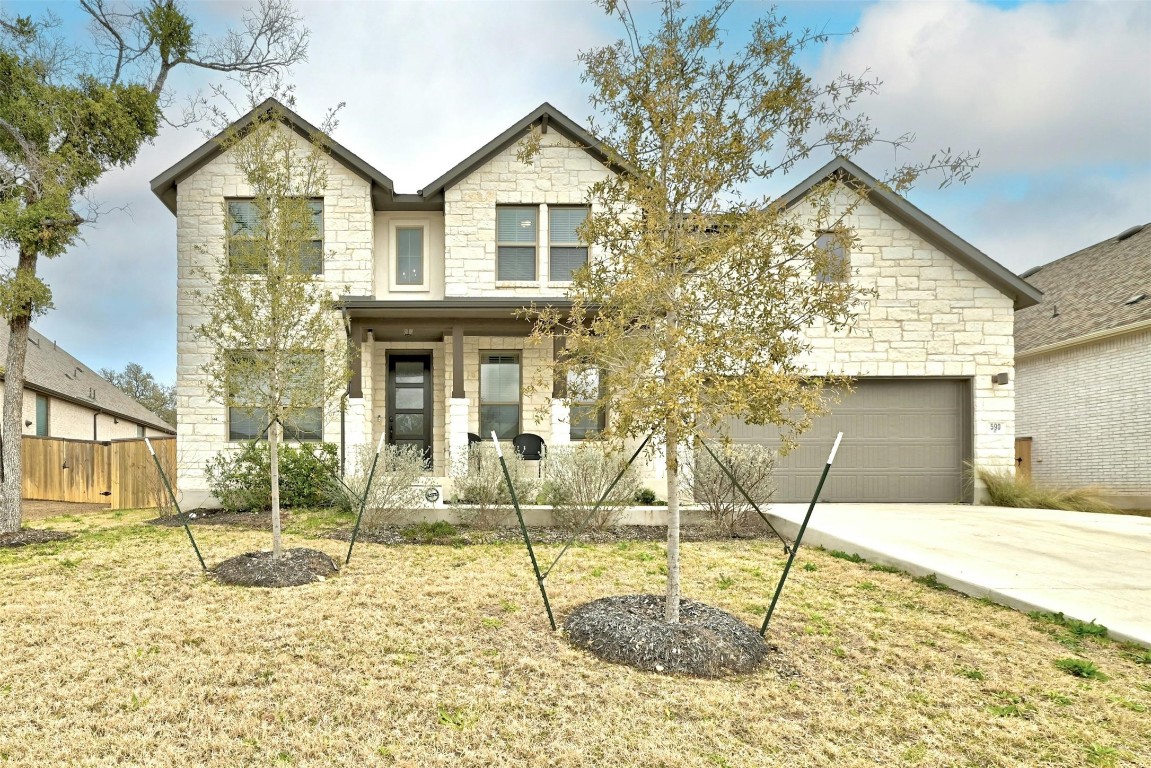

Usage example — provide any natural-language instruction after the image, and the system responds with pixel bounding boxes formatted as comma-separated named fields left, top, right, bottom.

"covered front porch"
left=341, top=298, right=578, bottom=486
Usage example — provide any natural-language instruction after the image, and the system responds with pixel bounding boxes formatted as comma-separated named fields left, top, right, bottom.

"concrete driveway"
left=766, top=503, right=1151, bottom=646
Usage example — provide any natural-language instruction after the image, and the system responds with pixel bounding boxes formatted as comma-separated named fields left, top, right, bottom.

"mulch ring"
left=328, top=524, right=780, bottom=547
left=0, top=529, right=77, bottom=548
left=564, top=594, right=794, bottom=679
left=213, top=547, right=340, bottom=588
left=148, top=509, right=289, bottom=531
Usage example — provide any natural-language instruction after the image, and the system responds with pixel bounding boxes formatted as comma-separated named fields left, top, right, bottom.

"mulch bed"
left=0, top=529, right=77, bottom=548
left=148, top=509, right=289, bottom=531
left=213, top=547, right=340, bottom=588
left=329, top=524, right=782, bottom=547
left=564, top=594, right=786, bottom=678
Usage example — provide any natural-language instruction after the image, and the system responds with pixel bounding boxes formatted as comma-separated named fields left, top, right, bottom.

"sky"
left=5, top=0, right=1150, bottom=385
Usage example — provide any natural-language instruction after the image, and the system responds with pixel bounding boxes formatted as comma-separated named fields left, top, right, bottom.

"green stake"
left=761, top=432, right=843, bottom=636
left=145, top=437, right=206, bottom=571
left=494, top=431, right=556, bottom=631
left=345, top=433, right=386, bottom=565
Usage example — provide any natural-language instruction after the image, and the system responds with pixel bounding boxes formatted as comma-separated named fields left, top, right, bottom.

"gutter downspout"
left=93, top=410, right=103, bottom=441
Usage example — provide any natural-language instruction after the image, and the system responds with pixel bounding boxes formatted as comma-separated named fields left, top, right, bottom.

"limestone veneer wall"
left=795, top=190, right=1018, bottom=499
left=1016, top=327, right=1151, bottom=501
left=175, top=126, right=374, bottom=506
left=442, top=132, right=613, bottom=297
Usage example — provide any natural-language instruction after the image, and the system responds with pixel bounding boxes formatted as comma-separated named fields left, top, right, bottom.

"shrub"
left=978, top=469, right=1116, bottom=514
left=205, top=441, right=340, bottom=512
left=331, top=443, right=427, bottom=528
left=454, top=444, right=539, bottom=529
left=542, top=444, right=641, bottom=531
left=633, top=487, right=658, bottom=505
left=684, top=443, right=776, bottom=535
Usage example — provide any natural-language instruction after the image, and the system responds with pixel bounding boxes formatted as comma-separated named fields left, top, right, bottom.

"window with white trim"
left=550, top=206, right=589, bottom=282
left=497, top=206, right=537, bottom=281
left=395, top=226, right=424, bottom=286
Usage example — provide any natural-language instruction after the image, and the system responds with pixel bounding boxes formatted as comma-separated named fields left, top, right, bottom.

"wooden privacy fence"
left=21, top=436, right=176, bottom=510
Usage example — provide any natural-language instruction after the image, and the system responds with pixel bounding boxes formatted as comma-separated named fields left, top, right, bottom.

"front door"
left=387, top=354, right=432, bottom=467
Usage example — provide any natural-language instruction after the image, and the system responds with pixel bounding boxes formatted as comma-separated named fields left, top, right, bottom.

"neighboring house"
left=152, top=98, right=1039, bottom=508
left=0, top=326, right=176, bottom=441
left=1015, top=224, right=1151, bottom=508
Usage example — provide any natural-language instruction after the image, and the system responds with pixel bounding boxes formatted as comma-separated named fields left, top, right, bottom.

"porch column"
left=343, top=327, right=372, bottom=467
left=550, top=334, right=570, bottom=446
left=360, top=329, right=375, bottom=451
left=448, top=325, right=469, bottom=477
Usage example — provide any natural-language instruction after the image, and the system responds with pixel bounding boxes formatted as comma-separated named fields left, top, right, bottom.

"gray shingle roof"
left=0, top=326, right=176, bottom=433
left=1015, top=224, right=1151, bottom=353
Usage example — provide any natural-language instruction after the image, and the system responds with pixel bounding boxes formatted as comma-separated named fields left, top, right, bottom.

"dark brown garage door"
left=720, top=378, right=971, bottom=503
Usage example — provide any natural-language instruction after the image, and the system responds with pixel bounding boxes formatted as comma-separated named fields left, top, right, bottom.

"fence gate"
left=21, top=436, right=176, bottom=510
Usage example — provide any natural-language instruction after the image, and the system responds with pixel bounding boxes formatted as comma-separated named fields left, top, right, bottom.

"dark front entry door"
left=387, top=354, right=432, bottom=467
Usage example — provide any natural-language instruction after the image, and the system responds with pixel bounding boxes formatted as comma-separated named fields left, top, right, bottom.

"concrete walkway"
left=766, top=503, right=1151, bottom=647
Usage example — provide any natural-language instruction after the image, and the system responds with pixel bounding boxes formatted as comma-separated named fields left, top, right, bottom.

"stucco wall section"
left=795, top=191, right=1018, bottom=492
left=1017, top=327, right=1151, bottom=494
left=442, top=132, right=613, bottom=297
left=175, top=125, right=373, bottom=503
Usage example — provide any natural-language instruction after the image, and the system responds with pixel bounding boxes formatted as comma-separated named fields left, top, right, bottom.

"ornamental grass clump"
left=978, top=469, right=1116, bottom=514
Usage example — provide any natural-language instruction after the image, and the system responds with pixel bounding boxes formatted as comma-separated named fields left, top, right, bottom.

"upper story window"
left=497, top=206, right=537, bottom=281
left=814, top=230, right=850, bottom=283
left=227, top=198, right=323, bottom=275
left=396, top=227, right=424, bottom=285
left=35, top=393, right=49, bottom=436
left=550, top=206, right=589, bottom=282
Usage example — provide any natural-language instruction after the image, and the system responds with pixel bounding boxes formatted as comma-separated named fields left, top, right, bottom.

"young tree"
left=193, top=101, right=350, bottom=559
left=0, top=0, right=308, bottom=533
left=100, top=362, right=176, bottom=426
left=531, top=0, right=975, bottom=622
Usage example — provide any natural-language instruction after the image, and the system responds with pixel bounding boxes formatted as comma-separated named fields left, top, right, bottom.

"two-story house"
left=152, top=98, right=1040, bottom=509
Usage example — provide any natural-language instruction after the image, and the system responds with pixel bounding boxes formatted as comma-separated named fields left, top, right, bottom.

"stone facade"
left=797, top=191, right=1018, bottom=492
left=166, top=107, right=1025, bottom=507
left=174, top=126, right=373, bottom=506
left=443, top=133, right=612, bottom=297
left=1017, top=326, right=1151, bottom=503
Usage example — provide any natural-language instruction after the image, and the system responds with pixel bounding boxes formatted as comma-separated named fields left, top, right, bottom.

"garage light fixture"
left=991, top=372, right=1009, bottom=385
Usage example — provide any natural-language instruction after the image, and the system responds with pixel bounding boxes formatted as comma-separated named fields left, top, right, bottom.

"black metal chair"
left=467, top=432, right=483, bottom=447
left=511, top=433, right=546, bottom=461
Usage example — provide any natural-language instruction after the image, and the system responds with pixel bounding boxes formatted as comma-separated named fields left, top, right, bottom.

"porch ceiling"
left=341, top=297, right=577, bottom=341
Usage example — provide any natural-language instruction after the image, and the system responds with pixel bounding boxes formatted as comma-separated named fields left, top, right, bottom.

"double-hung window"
left=549, top=206, right=589, bottom=282
left=226, top=198, right=323, bottom=274
left=497, top=207, right=537, bottom=281
left=227, top=351, right=323, bottom=441
left=479, top=352, right=521, bottom=439
left=567, top=368, right=605, bottom=440
left=814, top=230, right=850, bottom=283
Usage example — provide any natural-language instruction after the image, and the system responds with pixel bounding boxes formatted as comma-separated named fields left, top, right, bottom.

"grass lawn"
left=1, top=509, right=1148, bottom=767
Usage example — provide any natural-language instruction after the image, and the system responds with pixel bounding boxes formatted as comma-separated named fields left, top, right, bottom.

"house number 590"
left=990, top=423, right=1002, bottom=432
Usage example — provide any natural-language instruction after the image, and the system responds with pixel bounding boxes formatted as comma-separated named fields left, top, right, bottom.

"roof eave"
left=418, top=102, right=625, bottom=199
left=150, top=97, right=395, bottom=215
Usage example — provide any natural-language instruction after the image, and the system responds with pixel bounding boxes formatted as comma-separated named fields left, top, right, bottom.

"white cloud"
left=818, top=0, right=1151, bottom=173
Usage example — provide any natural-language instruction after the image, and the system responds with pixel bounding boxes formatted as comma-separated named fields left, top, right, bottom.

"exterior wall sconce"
left=991, top=372, right=1010, bottom=385
left=24, top=420, right=31, bottom=427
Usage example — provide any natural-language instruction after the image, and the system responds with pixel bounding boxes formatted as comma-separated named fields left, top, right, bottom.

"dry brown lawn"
left=1, top=509, right=1147, bottom=767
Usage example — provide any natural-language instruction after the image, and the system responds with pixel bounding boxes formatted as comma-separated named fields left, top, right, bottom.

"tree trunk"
left=0, top=246, right=37, bottom=534
left=664, top=422, right=681, bottom=623
left=269, top=418, right=282, bottom=559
